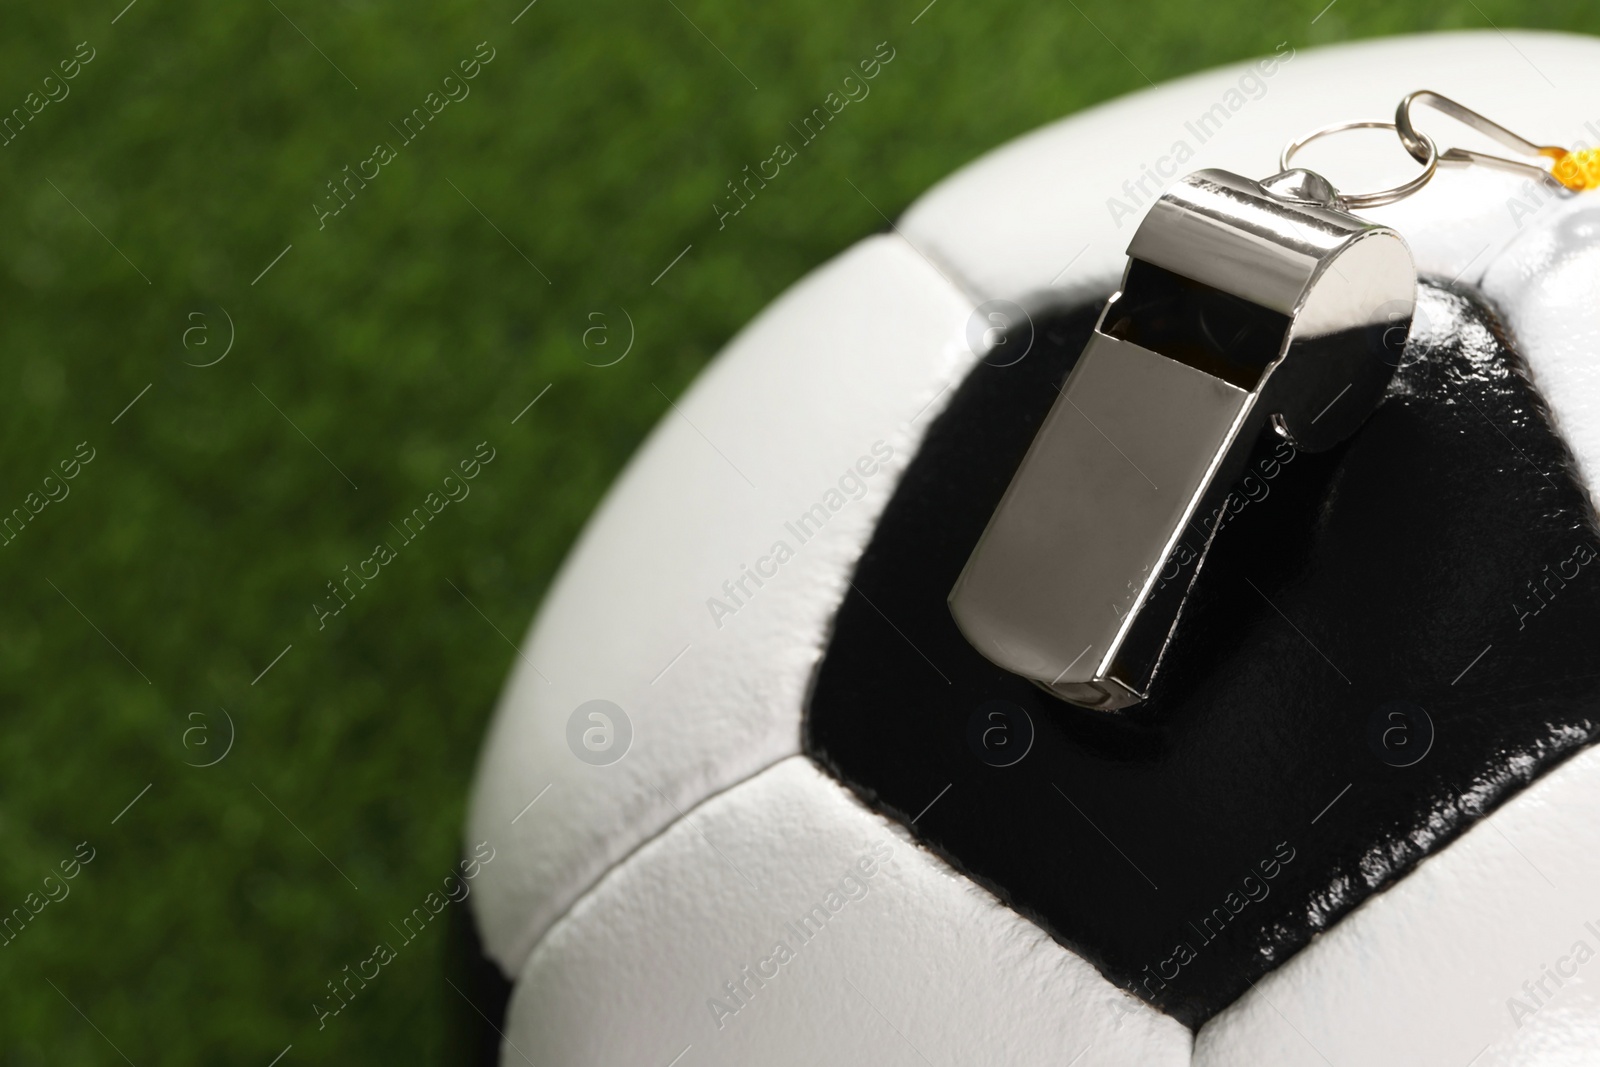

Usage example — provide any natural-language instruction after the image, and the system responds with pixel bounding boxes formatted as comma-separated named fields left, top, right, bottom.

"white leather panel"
left=466, top=235, right=977, bottom=974
left=1483, top=194, right=1600, bottom=508
left=502, top=757, right=1192, bottom=1066
left=1193, top=746, right=1600, bottom=1067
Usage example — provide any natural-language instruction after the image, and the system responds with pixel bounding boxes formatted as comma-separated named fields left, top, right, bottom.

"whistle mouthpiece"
left=948, top=168, right=1416, bottom=710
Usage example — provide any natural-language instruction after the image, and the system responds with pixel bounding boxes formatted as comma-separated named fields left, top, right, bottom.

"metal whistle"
left=949, top=168, right=1416, bottom=710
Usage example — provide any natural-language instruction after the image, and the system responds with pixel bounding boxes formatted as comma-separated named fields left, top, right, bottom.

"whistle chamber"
left=948, top=168, right=1416, bottom=710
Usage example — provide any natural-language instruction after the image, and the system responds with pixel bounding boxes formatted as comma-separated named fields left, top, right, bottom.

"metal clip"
left=1396, top=89, right=1571, bottom=184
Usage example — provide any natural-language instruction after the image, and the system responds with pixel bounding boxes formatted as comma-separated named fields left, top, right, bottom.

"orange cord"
left=1545, top=146, right=1600, bottom=191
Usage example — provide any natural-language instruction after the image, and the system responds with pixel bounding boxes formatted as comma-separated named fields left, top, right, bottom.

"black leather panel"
left=803, top=282, right=1600, bottom=1027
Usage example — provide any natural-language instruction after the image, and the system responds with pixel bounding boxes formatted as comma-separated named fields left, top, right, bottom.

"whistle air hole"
left=1104, top=260, right=1290, bottom=390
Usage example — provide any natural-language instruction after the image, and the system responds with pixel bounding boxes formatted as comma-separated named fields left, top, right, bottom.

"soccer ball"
left=467, top=31, right=1600, bottom=1066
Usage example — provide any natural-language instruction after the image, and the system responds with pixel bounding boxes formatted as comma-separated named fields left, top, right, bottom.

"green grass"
left=3, top=0, right=1598, bottom=1061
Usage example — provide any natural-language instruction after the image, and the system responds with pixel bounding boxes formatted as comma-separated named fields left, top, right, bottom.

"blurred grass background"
left=2, top=0, right=1597, bottom=1062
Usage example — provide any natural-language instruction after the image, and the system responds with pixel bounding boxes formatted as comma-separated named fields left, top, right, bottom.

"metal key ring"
left=1279, top=120, right=1438, bottom=209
